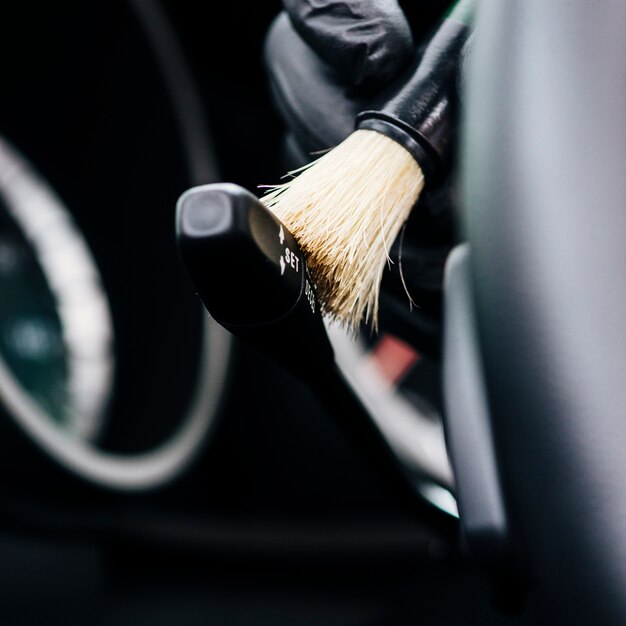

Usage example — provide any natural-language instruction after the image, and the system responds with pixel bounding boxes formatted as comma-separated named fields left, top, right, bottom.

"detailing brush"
left=262, top=0, right=473, bottom=330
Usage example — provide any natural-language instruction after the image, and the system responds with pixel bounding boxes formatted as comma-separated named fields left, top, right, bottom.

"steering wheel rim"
left=461, top=0, right=626, bottom=622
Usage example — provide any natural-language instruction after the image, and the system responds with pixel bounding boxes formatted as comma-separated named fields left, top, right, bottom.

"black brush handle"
left=357, top=0, right=473, bottom=183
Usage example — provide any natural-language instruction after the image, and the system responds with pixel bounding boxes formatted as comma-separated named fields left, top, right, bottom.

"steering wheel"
left=454, top=0, right=626, bottom=622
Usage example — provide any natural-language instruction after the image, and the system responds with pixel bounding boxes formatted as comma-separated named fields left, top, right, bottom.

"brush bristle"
left=262, top=129, right=424, bottom=331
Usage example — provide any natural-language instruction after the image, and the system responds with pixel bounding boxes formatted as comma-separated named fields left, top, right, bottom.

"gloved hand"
left=265, top=0, right=448, bottom=164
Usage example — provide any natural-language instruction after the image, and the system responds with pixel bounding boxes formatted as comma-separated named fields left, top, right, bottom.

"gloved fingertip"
left=283, top=0, right=414, bottom=92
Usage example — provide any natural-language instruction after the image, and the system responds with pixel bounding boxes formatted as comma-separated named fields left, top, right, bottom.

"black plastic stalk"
left=356, top=0, right=473, bottom=183
left=176, top=183, right=423, bottom=506
left=176, top=183, right=333, bottom=380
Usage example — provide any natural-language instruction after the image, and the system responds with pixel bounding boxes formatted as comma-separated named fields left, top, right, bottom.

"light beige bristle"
left=262, top=129, right=424, bottom=331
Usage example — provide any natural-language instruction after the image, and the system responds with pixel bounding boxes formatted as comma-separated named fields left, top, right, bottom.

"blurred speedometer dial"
left=0, top=136, right=114, bottom=440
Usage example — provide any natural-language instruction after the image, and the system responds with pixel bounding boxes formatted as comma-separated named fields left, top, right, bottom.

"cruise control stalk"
left=176, top=183, right=420, bottom=505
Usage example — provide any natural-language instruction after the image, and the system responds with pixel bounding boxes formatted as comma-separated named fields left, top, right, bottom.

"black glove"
left=265, top=0, right=448, bottom=162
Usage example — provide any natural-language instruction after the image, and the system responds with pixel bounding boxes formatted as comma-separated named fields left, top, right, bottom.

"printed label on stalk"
left=305, top=279, right=316, bottom=314
left=282, top=247, right=299, bottom=274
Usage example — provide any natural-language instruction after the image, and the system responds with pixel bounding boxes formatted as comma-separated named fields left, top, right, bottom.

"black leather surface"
left=462, top=1, right=626, bottom=623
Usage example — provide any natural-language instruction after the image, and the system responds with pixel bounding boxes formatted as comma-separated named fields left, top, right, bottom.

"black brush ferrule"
left=356, top=0, right=473, bottom=185
left=357, top=116, right=441, bottom=182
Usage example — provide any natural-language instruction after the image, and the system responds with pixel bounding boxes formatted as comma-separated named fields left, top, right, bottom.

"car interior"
left=1, top=1, right=624, bottom=624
